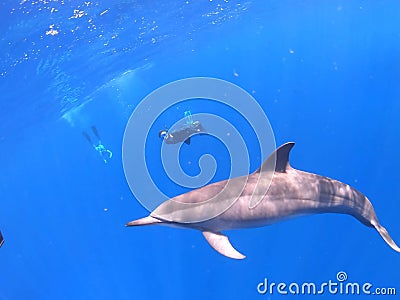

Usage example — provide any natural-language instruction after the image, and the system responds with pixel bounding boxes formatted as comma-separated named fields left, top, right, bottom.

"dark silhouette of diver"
left=83, top=126, right=113, bottom=164
left=0, top=231, right=4, bottom=248
left=159, top=111, right=206, bottom=145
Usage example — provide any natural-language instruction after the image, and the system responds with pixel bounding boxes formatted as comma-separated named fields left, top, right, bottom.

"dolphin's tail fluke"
left=371, top=220, right=400, bottom=252
left=126, top=216, right=162, bottom=227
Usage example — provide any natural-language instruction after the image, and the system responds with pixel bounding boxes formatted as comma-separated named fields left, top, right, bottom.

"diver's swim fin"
left=184, top=137, right=191, bottom=145
left=82, top=132, right=92, bottom=144
left=91, top=126, right=101, bottom=140
left=0, top=231, right=4, bottom=248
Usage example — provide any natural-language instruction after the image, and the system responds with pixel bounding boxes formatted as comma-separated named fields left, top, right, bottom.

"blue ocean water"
left=1, top=1, right=399, bottom=299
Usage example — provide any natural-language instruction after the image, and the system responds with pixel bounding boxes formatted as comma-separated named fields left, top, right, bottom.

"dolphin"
left=126, top=142, right=400, bottom=259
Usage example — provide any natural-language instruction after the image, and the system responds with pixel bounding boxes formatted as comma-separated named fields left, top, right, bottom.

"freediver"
left=0, top=231, right=4, bottom=248
left=159, top=111, right=206, bottom=145
left=83, top=126, right=113, bottom=164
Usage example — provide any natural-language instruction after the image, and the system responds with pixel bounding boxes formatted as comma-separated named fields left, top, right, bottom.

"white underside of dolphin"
left=127, top=142, right=400, bottom=259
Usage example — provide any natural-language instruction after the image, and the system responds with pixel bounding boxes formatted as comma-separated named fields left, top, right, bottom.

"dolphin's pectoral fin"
left=202, top=231, right=246, bottom=259
left=372, top=221, right=400, bottom=252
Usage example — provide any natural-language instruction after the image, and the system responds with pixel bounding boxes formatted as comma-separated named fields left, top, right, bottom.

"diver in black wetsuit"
left=159, top=121, right=205, bottom=145
left=0, top=231, right=4, bottom=248
left=83, top=126, right=113, bottom=164
left=159, top=111, right=206, bottom=145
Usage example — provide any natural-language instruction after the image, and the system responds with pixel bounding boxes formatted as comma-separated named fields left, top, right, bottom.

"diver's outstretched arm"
left=91, top=126, right=101, bottom=140
left=82, top=132, right=93, bottom=144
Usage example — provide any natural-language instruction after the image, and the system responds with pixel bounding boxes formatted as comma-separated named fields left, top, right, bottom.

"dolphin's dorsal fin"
left=255, top=142, right=295, bottom=174
left=202, top=231, right=246, bottom=259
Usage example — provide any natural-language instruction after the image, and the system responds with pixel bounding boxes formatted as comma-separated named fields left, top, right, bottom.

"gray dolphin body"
left=127, top=142, right=400, bottom=259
